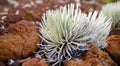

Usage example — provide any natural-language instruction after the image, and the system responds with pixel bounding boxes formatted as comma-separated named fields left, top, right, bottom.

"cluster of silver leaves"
left=102, top=1, right=120, bottom=30
left=36, top=4, right=111, bottom=66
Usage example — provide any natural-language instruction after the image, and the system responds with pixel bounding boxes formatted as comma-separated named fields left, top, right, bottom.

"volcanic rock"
left=0, top=20, right=40, bottom=61
left=64, top=45, right=117, bottom=66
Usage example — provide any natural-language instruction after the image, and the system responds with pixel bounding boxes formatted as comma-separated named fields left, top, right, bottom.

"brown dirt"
left=0, top=61, right=6, bottom=66
left=0, top=0, right=104, bottom=22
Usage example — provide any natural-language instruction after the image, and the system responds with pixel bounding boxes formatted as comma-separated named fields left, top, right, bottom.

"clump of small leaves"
left=105, top=0, right=119, bottom=3
left=37, top=4, right=111, bottom=66
left=102, top=1, right=120, bottom=30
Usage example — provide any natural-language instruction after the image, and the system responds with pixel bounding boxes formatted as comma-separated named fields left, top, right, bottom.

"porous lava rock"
left=0, top=20, right=40, bottom=61
left=106, top=35, right=120, bottom=65
left=22, top=58, right=48, bottom=66
left=64, top=45, right=117, bottom=66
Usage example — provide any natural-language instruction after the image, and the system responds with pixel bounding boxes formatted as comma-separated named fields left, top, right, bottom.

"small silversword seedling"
left=102, top=1, right=120, bottom=30
left=37, top=4, right=111, bottom=66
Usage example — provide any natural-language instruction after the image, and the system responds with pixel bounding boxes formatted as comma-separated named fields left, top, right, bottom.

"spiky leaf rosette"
left=102, top=1, right=120, bottom=30
left=38, top=4, right=111, bottom=65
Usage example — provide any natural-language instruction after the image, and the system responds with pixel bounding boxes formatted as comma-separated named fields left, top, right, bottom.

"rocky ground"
left=0, top=0, right=119, bottom=66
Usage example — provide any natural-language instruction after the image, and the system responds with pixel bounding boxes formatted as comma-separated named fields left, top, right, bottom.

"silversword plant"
left=102, top=1, right=120, bottom=30
left=37, top=4, right=111, bottom=66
